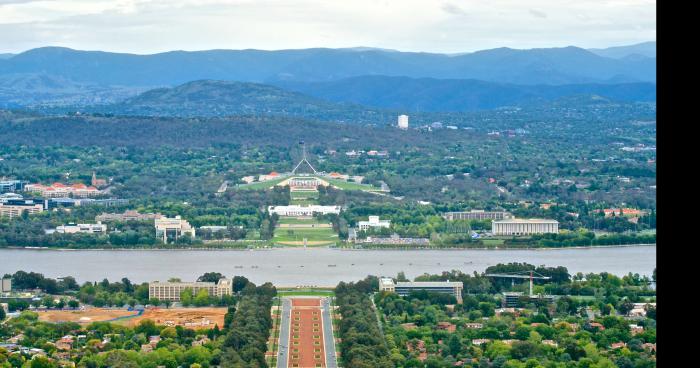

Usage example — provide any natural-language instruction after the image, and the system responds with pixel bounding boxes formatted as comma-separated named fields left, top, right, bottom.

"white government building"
left=358, top=216, right=391, bottom=231
left=492, top=218, right=559, bottom=235
left=267, top=205, right=341, bottom=217
left=149, top=278, right=233, bottom=302
left=55, top=222, right=107, bottom=234
left=155, top=216, right=196, bottom=243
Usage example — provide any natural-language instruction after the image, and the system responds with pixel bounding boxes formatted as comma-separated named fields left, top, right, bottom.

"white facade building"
left=398, top=115, right=409, bottom=130
left=55, top=222, right=107, bottom=234
left=149, top=278, right=233, bottom=302
left=267, top=205, right=341, bottom=217
left=358, top=216, right=391, bottom=231
left=492, top=219, right=559, bottom=235
left=155, top=216, right=195, bottom=243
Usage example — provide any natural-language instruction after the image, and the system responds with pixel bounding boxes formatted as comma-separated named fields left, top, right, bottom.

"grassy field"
left=277, top=289, right=335, bottom=297
left=272, top=227, right=338, bottom=246
left=277, top=217, right=322, bottom=225
left=324, top=177, right=382, bottom=191
left=290, top=190, right=319, bottom=205
left=273, top=215, right=338, bottom=246
left=237, top=176, right=288, bottom=190
left=482, top=239, right=505, bottom=246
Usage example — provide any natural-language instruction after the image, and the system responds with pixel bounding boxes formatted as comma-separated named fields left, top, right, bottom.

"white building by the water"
left=358, top=216, right=391, bottom=231
left=492, top=218, right=559, bottom=235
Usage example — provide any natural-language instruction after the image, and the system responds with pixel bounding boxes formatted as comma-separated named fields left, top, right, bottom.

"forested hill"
left=97, top=80, right=379, bottom=120
left=74, top=78, right=655, bottom=119
left=275, top=76, right=656, bottom=112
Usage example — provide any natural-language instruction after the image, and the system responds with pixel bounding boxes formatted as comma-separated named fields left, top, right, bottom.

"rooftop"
left=493, top=218, right=558, bottom=224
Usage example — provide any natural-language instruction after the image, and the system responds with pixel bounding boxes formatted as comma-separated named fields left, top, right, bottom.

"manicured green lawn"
left=236, top=176, right=288, bottom=190
left=277, top=217, right=322, bottom=225
left=277, top=289, right=335, bottom=297
left=324, top=177, right=382, bottom=191
left=482, top=239, right=505, bottom=246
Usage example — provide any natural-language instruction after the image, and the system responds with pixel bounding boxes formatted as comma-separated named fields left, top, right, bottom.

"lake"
left=0, top=246, right=655, bottom=287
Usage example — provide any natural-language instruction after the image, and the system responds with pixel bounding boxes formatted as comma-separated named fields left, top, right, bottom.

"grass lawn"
left=324, top=177, right=382, bottom=191
left=273, top=227, right=338, bottom=246
left=277, top=217, right=322, bottom=225
left=277, top=289, right=335, bottom=297
left=237, top=176, right=288, bottom=190
left=482, top=239, right=505, bottom=246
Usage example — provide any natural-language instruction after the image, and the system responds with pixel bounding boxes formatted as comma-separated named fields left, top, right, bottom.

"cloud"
left=0, top=0, right=657, bottom=54
left=441, top=3, right=467, bottom=16
left=529, top=9, right=547, bottom=18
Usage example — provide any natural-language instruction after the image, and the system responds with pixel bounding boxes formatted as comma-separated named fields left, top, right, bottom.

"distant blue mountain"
left=588, top=42, right=656, bottom=59
left=274, top=76, right=656, bottom=112
left=0, top=45, right=655, bottom=87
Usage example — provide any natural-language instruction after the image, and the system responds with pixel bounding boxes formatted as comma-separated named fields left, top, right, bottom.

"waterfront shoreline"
left=1, top=243, right=656, bottom=251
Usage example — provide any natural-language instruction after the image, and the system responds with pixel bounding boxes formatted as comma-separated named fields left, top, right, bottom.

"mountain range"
left=274, top=76, right=655, bottom=112
left=0, top=43, right=655, bottom=87
left=0, top=42, right=655, bottom=113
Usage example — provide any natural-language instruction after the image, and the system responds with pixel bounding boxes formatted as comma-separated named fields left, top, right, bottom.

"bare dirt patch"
left=38, top=308, right=137, bottom=324
left=124, top=307, right=227, bottom=329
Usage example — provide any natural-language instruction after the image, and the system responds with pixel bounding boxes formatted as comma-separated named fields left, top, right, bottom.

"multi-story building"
left=148, top=278, right=233, bottom=301
left=380, top=278, right=463, bottom=303
left=24, top=183, right=101, bottom=198
left=442, top=210, right=513, bottom=221
left=398, top=115, right=409, bottom=130
left=0, top=203, right=44, bottom=218
left=155, top=216, right=195, bottom=243
left=55, top=223, right=107, bottom=234
left=267, top=205, right=341, bottom=217
left=492, top=218, right=559, bottom=235
left=357, top=216, right=391, bottom=231
left=1, top=278, right=11, bottom=293
left=96, top=210, right=163, bottom=222
left=0, top=180, right=28, bottom=193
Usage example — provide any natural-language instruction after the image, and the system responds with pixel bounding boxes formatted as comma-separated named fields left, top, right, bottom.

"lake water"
left=0, top=246, right=655, bottom=287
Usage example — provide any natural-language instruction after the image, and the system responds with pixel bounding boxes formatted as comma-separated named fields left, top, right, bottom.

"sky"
left=0, top=0, right=656, bottom=54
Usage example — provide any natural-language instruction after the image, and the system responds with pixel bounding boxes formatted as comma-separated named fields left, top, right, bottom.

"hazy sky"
left=0, top=0, right=656, bottom=54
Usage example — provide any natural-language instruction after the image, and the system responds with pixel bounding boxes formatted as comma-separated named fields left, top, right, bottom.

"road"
left=321, top=297, right=338, bottom=368
left=276, top=298, right=292, bottom=368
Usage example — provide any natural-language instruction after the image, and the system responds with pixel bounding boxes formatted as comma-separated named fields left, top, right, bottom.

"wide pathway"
left=321, top=297, right=338, bottom=368
left=276, top=297, right=338, bottom=368
left=277, top=298, right=292, bottom=368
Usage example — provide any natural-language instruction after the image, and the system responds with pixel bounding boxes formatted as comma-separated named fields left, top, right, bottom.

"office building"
left=380, top=278, right=463, bottom=303
left=1, top=278, right=11, bottom=293
left=149, top=278, right=233, bottom=302
left=0, top=203, right=44, bottom=218
left=0, top=180, right=28, bottom=193
left=96, top=210, right=163, bottom=222
left=442, top=210, right=513, bottom=221
left=357, top=216, right=391, bottom=231
left=155, top=216, right=195, bottom=243
left=55, top=223, right=107, bottom=234
left=492, top=218, right=559, bottom=235
left=502, top=292, right=523, bottom=307
left=398, top=115, right=409, bottom=130
left=267, top=205, right=341, bottom=217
